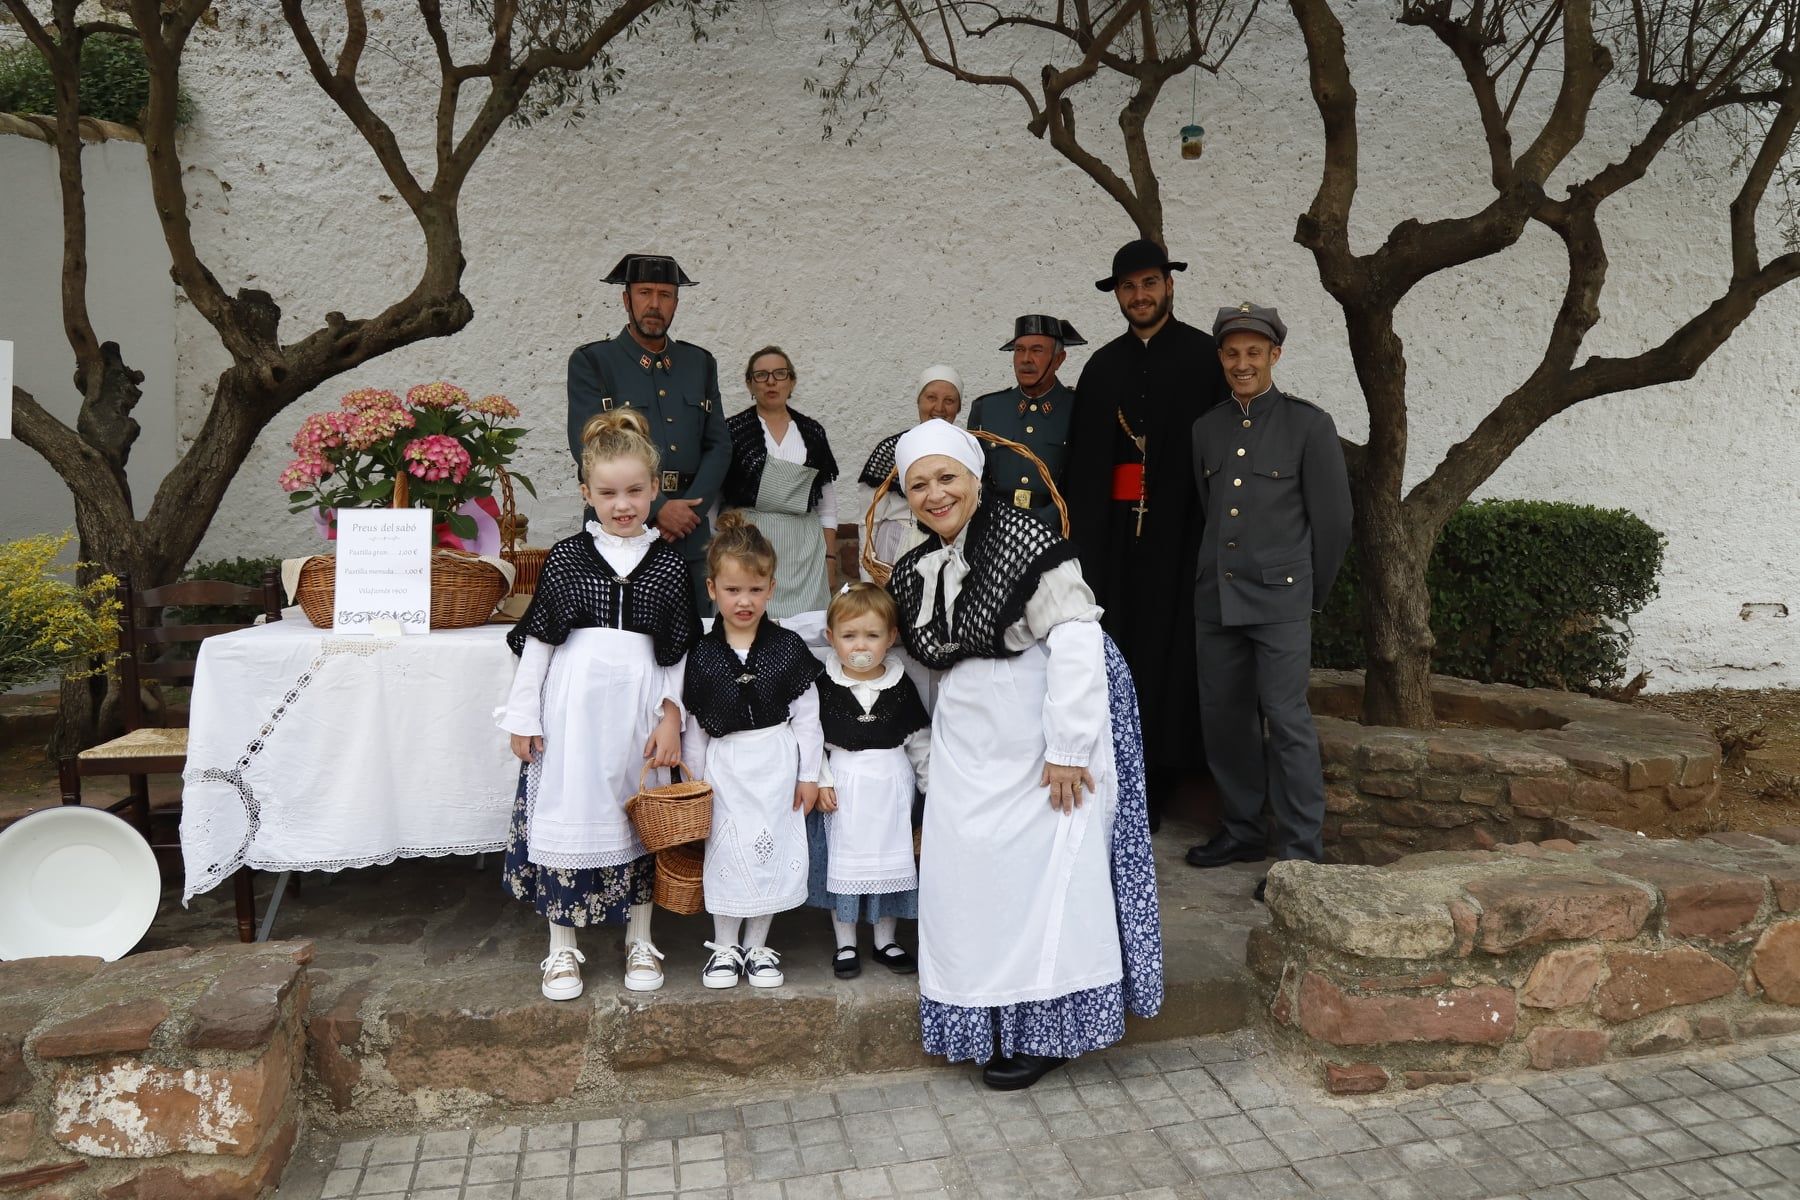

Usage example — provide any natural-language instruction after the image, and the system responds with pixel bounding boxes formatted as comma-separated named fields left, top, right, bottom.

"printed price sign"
left=333, top=509, right=432, bottom=634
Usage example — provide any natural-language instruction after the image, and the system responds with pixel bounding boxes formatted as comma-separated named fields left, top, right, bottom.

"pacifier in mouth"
left=847, top=650, right=878, bottom=671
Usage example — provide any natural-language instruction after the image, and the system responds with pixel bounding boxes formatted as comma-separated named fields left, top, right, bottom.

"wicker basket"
left=497, top=466, right=549, bottom=596
left=860, top=429, right=1069, bottom=583
left=653, top=842, right=705, bottom=916
left=625, top=762, right=713, bottom=852
left=293, top=550, right=509, bottom=630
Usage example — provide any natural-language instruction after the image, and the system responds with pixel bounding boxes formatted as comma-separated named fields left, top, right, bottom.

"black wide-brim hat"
left=604, top=253, right=696, bottom=287
left=1000, top=314, right=1086, bottom=351
left=1096, top=238, right=1186, bottom=292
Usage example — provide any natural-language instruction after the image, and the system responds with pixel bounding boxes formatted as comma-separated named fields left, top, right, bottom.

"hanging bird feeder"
left=1180, top=72, right=1205, bottom=160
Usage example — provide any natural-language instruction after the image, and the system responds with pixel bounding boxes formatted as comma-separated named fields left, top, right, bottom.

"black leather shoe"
left=1185, top=833, right=1265, bottom=868
left=873, top=943, right=917, bottom=975
left=1253, top=876, right=1268, bottom=904
left=833, top=947, right=861, bottom=979
left=982, top=1053, right=1069, bottom=1091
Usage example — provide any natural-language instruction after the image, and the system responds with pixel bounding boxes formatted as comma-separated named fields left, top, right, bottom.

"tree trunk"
left=1354, top=484, right=1436, bottom=728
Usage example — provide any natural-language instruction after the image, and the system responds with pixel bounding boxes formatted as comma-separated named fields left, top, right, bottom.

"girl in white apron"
left=498, top=410, right=699, bottom=1001
left=681, top=511, right=826, bottom=989
left=885, top=420, right=1163, bottom=1092
left=720, top=346, right=839, bottom=618
left=805, top=583, right=931, bottom=979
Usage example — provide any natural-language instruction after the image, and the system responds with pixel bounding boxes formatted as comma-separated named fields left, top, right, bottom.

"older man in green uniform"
left=566, top=253, right=729, bottom=615
left=967, top=315, right=1084, bottom=529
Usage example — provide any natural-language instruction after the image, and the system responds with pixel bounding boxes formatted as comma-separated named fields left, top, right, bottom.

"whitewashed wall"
left=24, top=2, right=1800, bottom=687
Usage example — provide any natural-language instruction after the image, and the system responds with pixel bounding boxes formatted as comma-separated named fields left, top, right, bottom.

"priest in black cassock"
left=1066, top=240, right=1229, bottom=828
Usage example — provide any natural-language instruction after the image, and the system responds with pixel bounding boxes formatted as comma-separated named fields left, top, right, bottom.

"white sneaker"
left=540, top=947, right=586, bottom=1001
left=701, top=941, right=744, bottom=989
left=744, top=946, right=784, bottom=988
left=623, top=940, right=665, bottom=992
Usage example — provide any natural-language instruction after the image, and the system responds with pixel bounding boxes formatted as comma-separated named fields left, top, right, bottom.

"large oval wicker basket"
left=653, top=843, right=705, bottom=916
left=859, top=429, right=1069, bottom=584
left=625, top=762, right=713, bottom=852
left=293, top=550, right=509, bottom=630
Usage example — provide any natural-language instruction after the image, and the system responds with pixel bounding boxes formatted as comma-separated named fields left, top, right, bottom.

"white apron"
left=701, top=723, right=809, bottom=916
left=526, top=627, right=660, bottom=869
left=823, top=745, right=918, bottom=895
left=918, top=643, right=1122, bottom=1007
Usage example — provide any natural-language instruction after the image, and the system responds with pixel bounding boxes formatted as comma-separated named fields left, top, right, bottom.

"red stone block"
left=1693, top=1014, right=1730, bottom=1042
left=1466, top=872, right=1653, bottom=953
left=1519, top=946, right=1603, bottom=1010
left=1603, top=855, right=1765, bottom=941
left=0, top=1111, right=34, bottom=1163
left=1705, top=831, right=1779, bottom=851
left=1508, top=777, right=1573, bottom=812
left=1595, top=947, right=1737, bottom=1023
left=1526, top=1027, right=1608, bottom=1069
left=1403, top=1070, right=1474, bottom=1089
left=1325, top=1063, right=1389, bottom=1095
left=1750, top=920, right=1800, bottom=1005
left=186, top=957, right=303, bottom=1051
left=32, top=999, right=170, bottom=1060
left=1623, top=1015, right=1694, bottom=1057
left=98, top=1118, right=297, bottom=1200
left=1296, top=972, right=1516, bottom=1047
left=1625, top=756, right=1680, bottom=790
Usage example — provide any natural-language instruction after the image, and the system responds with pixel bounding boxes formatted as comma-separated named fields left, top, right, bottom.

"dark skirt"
left=501, top=764, right=653, bottom=927
left=804, top=810, right=919, bottom=923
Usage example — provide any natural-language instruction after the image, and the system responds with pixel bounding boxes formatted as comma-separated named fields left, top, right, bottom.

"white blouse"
left=815, top=653, right=932, bottom=793
left=762, top=414, right=837, bottom=530
left=496, top=524, right=687, bottom=737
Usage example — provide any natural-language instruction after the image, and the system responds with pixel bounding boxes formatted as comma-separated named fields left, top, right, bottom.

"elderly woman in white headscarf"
left=856, top=365, right=964, bottom=583
left=886, top=419, right=1162, bottom=1092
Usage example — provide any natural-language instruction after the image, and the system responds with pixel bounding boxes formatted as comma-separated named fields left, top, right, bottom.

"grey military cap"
left=1212, top=302, right=1287, bottom=346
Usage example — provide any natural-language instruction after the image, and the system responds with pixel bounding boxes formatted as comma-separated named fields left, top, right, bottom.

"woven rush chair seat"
left=78, top=726, right=189, bottom=762
left=59, top=571, right=285, bottom=943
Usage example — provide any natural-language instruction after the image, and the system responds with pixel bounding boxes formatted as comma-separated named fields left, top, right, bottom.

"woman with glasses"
left=721, top=346, right=841, bottom=617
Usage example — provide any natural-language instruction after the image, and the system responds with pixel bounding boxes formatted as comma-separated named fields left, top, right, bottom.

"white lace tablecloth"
left=180, top=612, right=519, bottom=902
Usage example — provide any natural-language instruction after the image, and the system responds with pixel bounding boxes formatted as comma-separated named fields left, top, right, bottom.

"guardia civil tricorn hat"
left=603, top=253, right=696, bottom=287
left=1095, top=238, right=1187, bottom=291
left=1000, top=314, right=1086, bottom=351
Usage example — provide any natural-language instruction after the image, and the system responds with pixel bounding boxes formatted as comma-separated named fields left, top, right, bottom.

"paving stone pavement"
left=287, top=1032, right=1800, bottom=1200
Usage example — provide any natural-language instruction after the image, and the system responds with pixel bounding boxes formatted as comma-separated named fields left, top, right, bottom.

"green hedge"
left=0, top=33, right=192, bottom=128
left=1313, top=500, right=1665, bottom=693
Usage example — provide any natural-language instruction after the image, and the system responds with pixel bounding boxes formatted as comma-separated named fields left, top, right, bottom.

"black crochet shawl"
left=816, top=672, right=930, bottom=751
left=858, top=431, right=903, bottom=488
left=683, top=616, right=825, bottom=738
left=887, top=501, right=1081, bottom=671
left=507, top=532, right=698, bottom=667
left=721, top=407, right=839, bottom=511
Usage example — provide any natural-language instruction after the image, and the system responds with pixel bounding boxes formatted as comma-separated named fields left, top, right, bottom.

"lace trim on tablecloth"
left=238, top=838, right=508, bottom=875
left=181, top=638, right=396, bottom=903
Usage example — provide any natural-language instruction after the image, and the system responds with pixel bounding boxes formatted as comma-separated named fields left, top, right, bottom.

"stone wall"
left=1252, top=825, right=1800, bottom=1094
left=0, top=943, right=311, bottom=1198
left=1308, top=672, right=1722, bottom=864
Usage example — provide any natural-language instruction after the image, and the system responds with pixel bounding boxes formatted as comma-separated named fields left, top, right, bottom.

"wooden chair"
left=58, top=570, right=284, bottom=942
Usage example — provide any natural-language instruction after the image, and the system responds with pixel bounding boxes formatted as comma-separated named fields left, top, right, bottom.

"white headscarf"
left=915, top=363, right=963, bottom=398
left=895, top=418, right=984, bottom=484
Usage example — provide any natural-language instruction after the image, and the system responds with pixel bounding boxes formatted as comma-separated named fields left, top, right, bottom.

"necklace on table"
left=1115, top=408, right=1149, bottom=537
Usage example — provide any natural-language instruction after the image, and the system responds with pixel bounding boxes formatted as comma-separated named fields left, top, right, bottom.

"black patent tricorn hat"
left=1095, top=238, right=1187, bottom=291
left=1000, top=314, right=1086, bottom=351
left=603, top=253, right=696, bottom=287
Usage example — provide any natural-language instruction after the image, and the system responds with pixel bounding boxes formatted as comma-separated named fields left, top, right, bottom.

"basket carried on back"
left=859, top=429, right=1069, bottom=584
left=653, top=842, right=705, bottom=915
left=625, top=762, right=713, bottom=852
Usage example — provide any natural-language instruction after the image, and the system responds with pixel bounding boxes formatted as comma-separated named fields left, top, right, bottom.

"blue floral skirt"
left=500, top=765, right=653, bottom=927
left=804, top=810, right=919, bottom=923
left=919, top=636, right=1164, bottom=1063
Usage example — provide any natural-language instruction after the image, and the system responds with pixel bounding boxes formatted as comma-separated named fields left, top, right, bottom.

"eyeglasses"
left=750, top=369, right=795, bottom=383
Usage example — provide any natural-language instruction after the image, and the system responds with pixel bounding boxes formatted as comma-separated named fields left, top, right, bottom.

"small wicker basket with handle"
left=653, top=842, right=706, bottom=915
left=624, top=761, right=713, bottom=852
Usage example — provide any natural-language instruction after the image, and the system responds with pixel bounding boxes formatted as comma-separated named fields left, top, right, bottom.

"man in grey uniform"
left=1186, top=304, right=1352, bottom=900
left=967, top=315, right=1083, bottom=529
left=566, top=253, right=729, bottom=615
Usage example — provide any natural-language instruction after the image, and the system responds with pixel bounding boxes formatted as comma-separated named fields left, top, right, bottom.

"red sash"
left=1111, top=463, right=1145, bottom=502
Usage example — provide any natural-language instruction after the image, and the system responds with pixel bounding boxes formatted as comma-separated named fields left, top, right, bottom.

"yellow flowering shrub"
left=0, top=533, right=122, bottom=693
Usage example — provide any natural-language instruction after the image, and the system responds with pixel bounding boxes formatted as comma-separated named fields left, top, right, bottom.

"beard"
left=627, top=300, right=671, bottom=341
left=1123, top=292, right=1173, bottom=332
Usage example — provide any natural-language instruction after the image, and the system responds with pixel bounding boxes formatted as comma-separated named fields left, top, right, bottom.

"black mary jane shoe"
left=982, top=1053, right=1069, bottom=1091
left=873, top=943, right=917, bottom=975
left=833, top=947, right=862, bottom=979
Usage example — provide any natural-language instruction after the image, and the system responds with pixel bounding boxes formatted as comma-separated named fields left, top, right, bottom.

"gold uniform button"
left=1229, top=507, right=1239, bottom=517
left=1242, top=419, right=1251, bottom=428
left=1286, top=576, right=1294, bottom=584
left=1271, top=470, right=1280, bottom=477
left=1226, top=541, right=1237, bottom=550
left=1236, top=448, right=1246, bottom=457
left=1026, top=425, right=1035, bottom=434
left=1224, top=572, right=1234, bottom=580
left=1233, top=478, right=1242, bottom=487
left=665, top=415, right=674, bottom=422
left=669, top=444, right=678, bottom=451
left=1029, top=404, right=1038, bottom=412
left=1020, top=476, right=1030, bottom=484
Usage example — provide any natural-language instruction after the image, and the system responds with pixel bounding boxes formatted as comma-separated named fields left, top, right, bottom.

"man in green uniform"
left=566, top=253, right=729, bottom=615
left=967, top=315, right=1084, bottom=529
